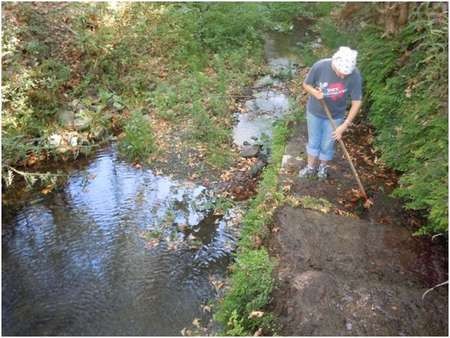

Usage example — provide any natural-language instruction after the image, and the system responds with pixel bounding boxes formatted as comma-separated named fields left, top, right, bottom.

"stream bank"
left=268, top=110, right=448, bottom=336
left=215, top=14, right=448, bottom=335
left=1, top=24, right=299, bottom=337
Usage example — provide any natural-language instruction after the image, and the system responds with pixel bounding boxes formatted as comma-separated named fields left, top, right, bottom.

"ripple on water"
left=2, top=146, right=231, bottom=335
left=4, top=25, right=311, bottom=335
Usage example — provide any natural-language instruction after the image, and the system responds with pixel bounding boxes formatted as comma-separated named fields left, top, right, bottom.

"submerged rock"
left=268, top=57, right=297, bottom=77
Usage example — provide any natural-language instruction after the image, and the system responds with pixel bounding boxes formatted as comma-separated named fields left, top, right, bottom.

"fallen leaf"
left=211, top=280, right=225, bottom=290
left=282, top=184, right=292, bottom=193
left=201, top=304, right=212, bottom=313
left=26, top=154, right=39, bottom=166
left=253, top=328, right=263, bottom=336
left=249, top=311, right=265, bottom=319
left=180, top=328, right=192, bottom=336
left=192, top=318, right=201, bottom=328
left=41, top=185, right=54, bottom=195
left=363, top=198, right=374, bottom=209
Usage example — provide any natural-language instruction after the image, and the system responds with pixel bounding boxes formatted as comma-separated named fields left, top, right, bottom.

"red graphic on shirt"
left=326, top=82, right=346, bottom=101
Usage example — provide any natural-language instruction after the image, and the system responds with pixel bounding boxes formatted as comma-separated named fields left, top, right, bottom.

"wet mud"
left=270, top=118, right=448, bottom=336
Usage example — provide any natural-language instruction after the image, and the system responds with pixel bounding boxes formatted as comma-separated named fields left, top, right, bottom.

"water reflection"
left=2, top=146, right=234, bottom=335
left=3, top=22, right=308, bottom=336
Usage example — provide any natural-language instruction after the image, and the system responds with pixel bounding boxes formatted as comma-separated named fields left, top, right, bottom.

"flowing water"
left=2, top=25, right=305, bottom=336
left=2, top=146, right=242, bottom=335
left=232, top=20, right=307, bottom=146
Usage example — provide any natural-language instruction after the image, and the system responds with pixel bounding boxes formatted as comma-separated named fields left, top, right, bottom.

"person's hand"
left=314, top=88, right=324, bottom=100
left=332, top=123, right=347, bottom=141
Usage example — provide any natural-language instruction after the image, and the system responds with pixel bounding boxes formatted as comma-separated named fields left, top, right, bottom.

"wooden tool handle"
left=319, top=99, right=368, bottom=199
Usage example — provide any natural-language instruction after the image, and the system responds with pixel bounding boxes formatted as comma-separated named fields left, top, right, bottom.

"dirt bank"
left=269, top=120, right=448, bottom=335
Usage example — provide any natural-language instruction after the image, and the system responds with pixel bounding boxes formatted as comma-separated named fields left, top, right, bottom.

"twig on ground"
left=422, top=280, right=448, bottom=300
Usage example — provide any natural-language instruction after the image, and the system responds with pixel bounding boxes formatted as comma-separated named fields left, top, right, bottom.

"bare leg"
left=308, top=154, right=318, bottom=168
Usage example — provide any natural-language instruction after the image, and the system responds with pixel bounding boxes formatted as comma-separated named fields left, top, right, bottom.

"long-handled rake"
left=319, top=99, right=372, bottom=207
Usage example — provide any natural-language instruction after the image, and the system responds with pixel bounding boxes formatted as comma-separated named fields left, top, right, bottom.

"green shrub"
left=192, top=3, right=267, bottom=52
left=359, top=15, right=448, bottom=234
left=118, top=111, right=156, bottom=162
left=214, top=249, right=276, bottom=336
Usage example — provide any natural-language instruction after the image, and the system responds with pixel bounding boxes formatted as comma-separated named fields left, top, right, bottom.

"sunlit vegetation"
left=1, top=2, right=331, bottom=180
left=215, top=116, right=293, bottom=336
left=322, top=4, right=447, bottom=235
left=2, top=3, right=447, bottom=335
left=2, top=3, right=266, bottom=181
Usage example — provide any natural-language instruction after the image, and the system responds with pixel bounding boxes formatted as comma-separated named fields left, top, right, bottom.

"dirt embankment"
left=269, top=120, right=448, bottom=336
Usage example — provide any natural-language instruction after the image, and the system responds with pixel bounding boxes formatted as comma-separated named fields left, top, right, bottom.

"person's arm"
left=303, top=60, right=323, bottom=100
left=332, top=100, right=362, bottom=140
left=302, top=82, right=324, bottom=100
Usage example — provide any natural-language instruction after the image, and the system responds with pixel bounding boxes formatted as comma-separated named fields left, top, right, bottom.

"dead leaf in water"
left=201, top=304, right=212, bottom=313
left=192, top=318, right=201, bottom=328
left=180, top=327, right=192, bottom=336
left=211, top=280, right=224, bottom=290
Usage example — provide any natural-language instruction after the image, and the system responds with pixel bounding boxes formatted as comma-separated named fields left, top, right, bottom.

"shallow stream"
left=2, top=23, right=306, bottom=335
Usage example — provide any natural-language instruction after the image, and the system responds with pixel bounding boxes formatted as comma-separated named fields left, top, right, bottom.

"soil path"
left=269, top=120, right=448, bottom=335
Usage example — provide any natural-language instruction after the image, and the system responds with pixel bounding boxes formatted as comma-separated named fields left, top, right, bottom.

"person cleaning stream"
left=299, top=46, right=362, bottom=180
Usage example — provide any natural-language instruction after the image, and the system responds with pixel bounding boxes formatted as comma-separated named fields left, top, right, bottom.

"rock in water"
left=240, top=144, right=260, bottom=158
left=57, top=110, right=75, bottom=128
left=254, top=75, right=275, bottom=89
left=73, top=112, right=92, bottom=131
left=250, top=160, right=266, bottom=177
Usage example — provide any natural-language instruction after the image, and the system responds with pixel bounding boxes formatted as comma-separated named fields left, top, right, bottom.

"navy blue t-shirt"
left=304, top=58, right=362, bottom=118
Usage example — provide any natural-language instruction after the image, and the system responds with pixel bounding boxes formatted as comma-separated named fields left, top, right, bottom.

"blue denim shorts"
left=306, top=111, right=344, bottom=161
